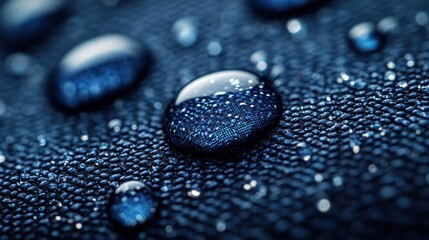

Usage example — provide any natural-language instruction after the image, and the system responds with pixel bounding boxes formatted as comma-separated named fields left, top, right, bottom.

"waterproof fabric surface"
left=1, top=0, right=429, bottom=239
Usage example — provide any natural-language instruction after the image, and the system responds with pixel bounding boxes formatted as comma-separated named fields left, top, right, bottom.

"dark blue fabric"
left=1, top=0, right=429, bottom=239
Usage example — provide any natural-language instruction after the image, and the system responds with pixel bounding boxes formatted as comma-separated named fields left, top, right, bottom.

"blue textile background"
left=1, top=0, right=429, bottom=239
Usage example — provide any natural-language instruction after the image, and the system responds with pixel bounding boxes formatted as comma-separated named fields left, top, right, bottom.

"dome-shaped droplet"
left=0, top=0, right=68, bottom=49
left=164, top=70, right=282, bottom=154
left=50, top=34, right=148, bottom=110
left=250, top=0, right=323, bottom=14
left=108, top=181, right=157, bottom=229
left=348, top=22, right=384, bottom=53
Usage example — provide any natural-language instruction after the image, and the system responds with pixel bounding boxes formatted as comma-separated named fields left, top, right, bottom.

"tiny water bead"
left=172, top=17, right=198, bottom=48
left=250, top=0, right=324, bottom=14
left=348, top=22, right=384, bottom=53
left=164, top=70, right=282, bottom=154
left=108, top=181, right=157, bottom=229
left=51, top=34, right=148, bottom=110
left=0, top=0, right=68, bottom=49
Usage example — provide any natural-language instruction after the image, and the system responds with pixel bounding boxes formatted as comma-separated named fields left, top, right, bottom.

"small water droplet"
left=4, top=53, right=35, bottom=77
left=108, top=119, right=122, bottom=132
left=250, top=50, right=268, bottom=72
left=317, top=198, right=331, bottom=212
left=297, top=142, right=311, bottom=161
left=108, top=180, right=157, bottom=229
left=75, top=223, right=82, bottom=229
left=80, top=135, right=89, bottom=141
left=216, top=220, right=226, bottom=232
left=387, top=61, right=396, bottom=69
left=377, top=16, right=398, bottom=34
left=286, top=19, right=307, bottom=39
left=51, top=34, right=148, bottom=110
left=314, top=173, right=323, bottom=182
left=0, top=0, right=68, bottom=49
left=172, top=17, right=198, bottom=48
left=270, top=64, right=285, bottom=79
left=397, top=81, right=408, bottom=88
left=164, top=70, right=282, bottom=154
left=404, top=53, right=416, bottom=67
left=416, top=11, right=429, bottom=26
left=368, top=164, right=378, bottom=173
left=332, top=176, right=343, bottom=187
left=348, top=22, right=383, bottom=53
left=385, top=70, right=396, bottom=81
left=207, top=41, right=222, bottom=56
left=187, top=189, right=201, bottom=198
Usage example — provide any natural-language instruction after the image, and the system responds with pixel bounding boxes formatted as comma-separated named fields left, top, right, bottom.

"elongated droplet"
left=51, top=34, right=148, bottom=110
left=108, top=181, right=157, bottom=229
left=164, top=70, right=282, bottom=154
left=0, top=0, right=68, bottom=49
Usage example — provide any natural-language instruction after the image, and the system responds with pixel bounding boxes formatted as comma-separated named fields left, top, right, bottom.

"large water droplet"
left=164, top=70, right=282, bottom=154
left=348, top=22, right=384, bottom=53
left=172, top=17, right=198, bottom=48
left=0, top=0, right=68, bottom=49
left=250, top=0, right=323, bottom=14
left=108, top=181, right=157, bottom=229
left=50, top=34, right=148, bottom=110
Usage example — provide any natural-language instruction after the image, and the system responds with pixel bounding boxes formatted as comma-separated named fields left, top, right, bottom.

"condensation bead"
left=164, top=70, right=282, bottom=154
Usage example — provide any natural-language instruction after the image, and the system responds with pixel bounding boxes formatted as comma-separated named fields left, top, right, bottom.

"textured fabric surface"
left=1, top=0, right=429, bottom=239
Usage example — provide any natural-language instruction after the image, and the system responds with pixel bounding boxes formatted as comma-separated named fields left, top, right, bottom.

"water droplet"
left=250, top=0, right=322, bottom=14
left=4, top=53, right=34, bottom=77
left=250, top=50, right=268, bottom=72
left=416, top=11, right=429, bottom=26
left=314, top=173, right=323, bottom=182
left=0, top=0, right=68, bottom=49
left=172, top=17, right=198, bottom=48
left=348, top=22, right=383, bottom=53
left=317, top=198, right=331, bottom=212
left=297, top=142, right=311, bottom=161
left=108, top=180, right=157, bottom=229
left=164, top=70, right=282, bottom=154
left=377, top=16, right=398, bottom=34
left=404, top=53, right=416, bottom=67
left=207, top=41, right=222, bottom=56
left=108, top=119, right=122, bottom=132
left=187, top=189, right=201, bottom=198
left=216, top=220, right=227, bottom=232
left=387, top=61, right=396, bottom=69
left=75, top=223, right=82, bottom=230
left=332, top=176, right=343, bottom=187
left=368, top=164, right=378, bottom=173
left=397, top=81, right=408, bottom=88
left=385, top=70, right=396, bottom=81
left=51, top=34, right=148, bottom=110
left=0, top=154, right=5, bottom=163
left=286, top=19, right=307, bottom=39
